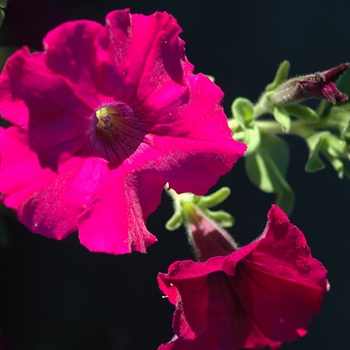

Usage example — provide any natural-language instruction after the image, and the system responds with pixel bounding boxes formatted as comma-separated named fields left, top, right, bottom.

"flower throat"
left=96, top=106, right=120, bottom=131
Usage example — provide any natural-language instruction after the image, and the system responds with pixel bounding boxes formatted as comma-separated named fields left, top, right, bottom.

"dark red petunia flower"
left=158, top=205, right=329, bottom=349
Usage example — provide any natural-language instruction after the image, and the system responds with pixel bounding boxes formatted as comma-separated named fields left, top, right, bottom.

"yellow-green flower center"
left=96, top=106, right=120, bottom=131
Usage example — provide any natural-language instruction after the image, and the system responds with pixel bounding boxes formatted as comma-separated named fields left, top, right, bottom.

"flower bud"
left=272, top=63, right=350, bottom=106
left=182, top=202, right=237, bottom=261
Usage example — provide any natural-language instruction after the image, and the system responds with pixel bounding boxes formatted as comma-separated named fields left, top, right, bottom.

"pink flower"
left=0, top=9, right=246, bottom=254
left=158, top=205, right=329, bottom=349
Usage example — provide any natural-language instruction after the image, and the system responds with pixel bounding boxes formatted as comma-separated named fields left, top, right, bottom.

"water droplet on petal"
left=169, top=267, right=178, bottom=276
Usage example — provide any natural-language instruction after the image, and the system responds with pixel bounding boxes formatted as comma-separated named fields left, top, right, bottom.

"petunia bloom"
left=158, top=205, right=329, bottom=349
left=0, top=9, right=246, bottom=254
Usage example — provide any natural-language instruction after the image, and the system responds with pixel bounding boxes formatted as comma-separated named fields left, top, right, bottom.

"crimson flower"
left=0, top=9, right=245, bottom=254
left=158, top=205, right=328, bottom=349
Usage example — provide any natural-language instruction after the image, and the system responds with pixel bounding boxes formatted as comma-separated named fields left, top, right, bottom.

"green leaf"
left=241, top=125, right=261, bottom=155
left=321, top=133, right=348, bottom=177
left=328, top=156, right=344, bottom=178
left=341, top=121, right=350, bottom=144
left=328, top=106, right=350, bottom=132
left=273, top=106, right=291, bottom=132
left=266, top=60, right=290, bottom=91
left=305, top=132, right=328, bottom=172
left=232, top=98, right=254, bottom=129
left=245, top=133, right=294, bottom=214
left=284, top=104, right=319, bottom=123
left=305, top=132, right=348, bottom=176
left=0, top=0, right=7, bottom=8
left=339, top=101, right=350, bottom=111
left=323, top=133, right=347, bottom=158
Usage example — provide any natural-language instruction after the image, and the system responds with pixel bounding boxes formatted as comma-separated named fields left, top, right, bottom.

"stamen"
left=95, top=106, right=120, bottom=132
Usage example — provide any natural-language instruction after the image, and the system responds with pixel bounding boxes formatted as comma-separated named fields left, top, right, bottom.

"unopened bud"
left=272, top=63, right=350, bottom=106
left=182, top=202, right=237, bottom=262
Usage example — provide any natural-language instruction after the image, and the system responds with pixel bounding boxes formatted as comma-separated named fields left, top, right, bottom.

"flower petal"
left=95, top=9, right=193, bottom=104
left=78, top=167, right=157, bottom=254
left=43, top=19, right=106, bottom=110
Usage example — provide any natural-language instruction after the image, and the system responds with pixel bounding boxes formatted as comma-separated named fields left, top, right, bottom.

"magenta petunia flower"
left=0, top=9, right=246, bottom=254
left=158, top=205, right=329, bottom=349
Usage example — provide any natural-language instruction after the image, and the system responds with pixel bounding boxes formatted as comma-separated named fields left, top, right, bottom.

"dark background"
left=0, top=0, right=349, bottom=349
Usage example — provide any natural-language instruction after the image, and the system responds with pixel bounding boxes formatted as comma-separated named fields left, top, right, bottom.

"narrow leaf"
left=284, top=104, right=319, bottom=123
left=245, top=133, right=294, bottom=214
left=266, top=60, right=290, bottom=91
left=274, top=106, right=291, bottom=132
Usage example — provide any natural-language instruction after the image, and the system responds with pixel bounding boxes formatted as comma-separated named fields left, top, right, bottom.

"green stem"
left=253, top=92, right=273, bottom=119
left=229, top=117, right=314, bottom=139
left=256, top=120, right=313, bottom=138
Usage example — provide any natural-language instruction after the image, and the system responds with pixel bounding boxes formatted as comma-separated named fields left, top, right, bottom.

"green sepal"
left=192, top=195, right=201, bottom=205
left=305, top=133, right=327, bottom=172
left=200, top=207, right=234, bottom=228
left=0, top=0, right=7, bottom=8
left=245, top=133, right=294, bottom=214
left=273, top=106, right=291, bottom=132
left=198, top=187, right=231, bottom=208
left=266, top=60, right=290, bottom=91
left=232, top=98, right=254, bottom=129
left=284, top=104, right=319, bottom=123
left=165, top=210, right=183, bottom=231
left=165, top=187, right=235, bottom=231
